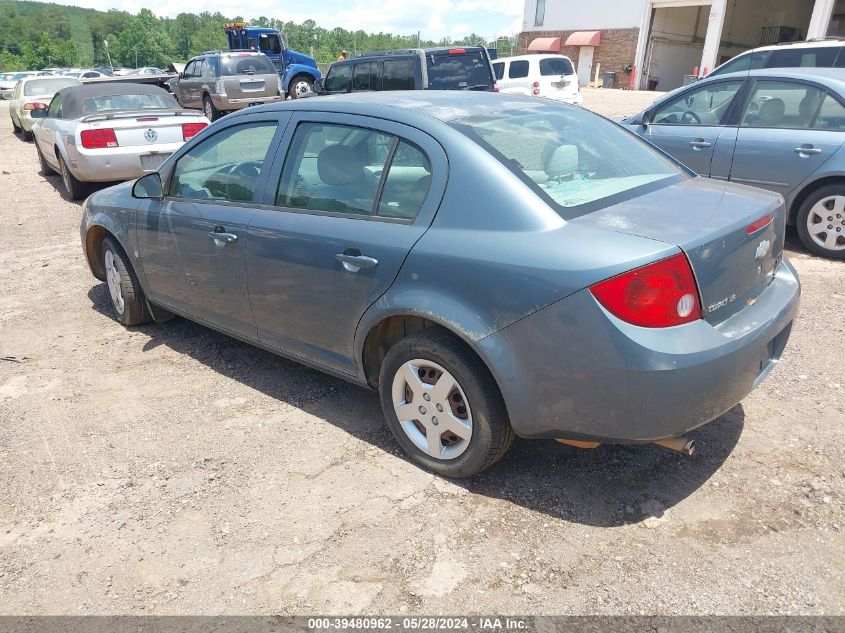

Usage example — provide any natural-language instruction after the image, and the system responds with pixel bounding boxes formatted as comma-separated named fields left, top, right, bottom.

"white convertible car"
left=31, top=83, right=210, bottom=200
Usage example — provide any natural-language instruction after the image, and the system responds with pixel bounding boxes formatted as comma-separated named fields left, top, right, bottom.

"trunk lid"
left=224, top=74, right=275, bottom=99
left=573, top=177, right=785, bottom=324
left=84, top=112, right=206, bottom=148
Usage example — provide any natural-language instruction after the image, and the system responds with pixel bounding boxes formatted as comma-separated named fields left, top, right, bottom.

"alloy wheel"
left=104, top=249, right=125, bottom=315
left=807, top=195, right=845, bottom=252
left=391, top=359, right=473, bottom=460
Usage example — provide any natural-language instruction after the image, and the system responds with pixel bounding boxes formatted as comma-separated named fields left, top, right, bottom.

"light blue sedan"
left=80, top=92, right=800, bottom=477
left=622, top=68, right=845, bottom=259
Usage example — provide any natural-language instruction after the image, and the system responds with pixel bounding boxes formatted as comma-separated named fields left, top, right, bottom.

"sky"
left=49, top=0, right=526, bottom=40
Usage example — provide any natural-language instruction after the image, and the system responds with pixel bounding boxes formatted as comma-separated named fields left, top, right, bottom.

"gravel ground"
left=0, top=91, right=843, bottom=616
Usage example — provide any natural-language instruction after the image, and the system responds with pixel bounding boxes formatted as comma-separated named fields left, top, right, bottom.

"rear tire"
left=11, top=116, right=21, bottom=134
left=21, top=129, right=33, bottom=142
left=378, top=329, right=514, bottom=478
left=796, top=184, right=845, bottom=260
left=58, top=153, right=87, bottom=201
left=203, top=95, right=221, bottom=122
left=101, top=236, right=152, bottom=327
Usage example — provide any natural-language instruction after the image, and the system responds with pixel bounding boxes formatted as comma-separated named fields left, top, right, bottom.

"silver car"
left=170, top=51, right=283, bottom=121
left=623, top=68, right=845, bottom=259
left=31, top=83, right=210, bottom=200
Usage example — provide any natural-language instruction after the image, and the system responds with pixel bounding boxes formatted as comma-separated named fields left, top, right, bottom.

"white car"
left=0, top=71, right=38, bottom=100
left=10, top=75, right=81, bottom=140
left=492, top=54, right=582, bottom=106
left=32, top=83, right=210, bottom=200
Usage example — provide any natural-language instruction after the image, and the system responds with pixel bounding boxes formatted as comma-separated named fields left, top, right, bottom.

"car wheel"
left=101, top=236, right=152, bottom=326
left=21, top=129, right=33, bottom=142
left=203, top=95, right=220, bottom=122
left=379, top=329, right=514, bottom=478
left=58, top=154, right=87, bottom=201
left=11, top=116, right=21, bottom=133
left=36, top=144, right=56, bottom=176
left=796, top=185, right=845, bottom=260
left=288, top=75, right=313, bottom=99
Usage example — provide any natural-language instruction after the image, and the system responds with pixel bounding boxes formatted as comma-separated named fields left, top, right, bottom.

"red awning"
left=526, top=37, right=561, bottom=53
left=564, top=30, right=601, bottom=47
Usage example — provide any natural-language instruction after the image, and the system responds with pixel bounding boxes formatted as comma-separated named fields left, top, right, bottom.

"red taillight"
left=80, top=128, right=118, bottom=149
left=532, top=88, right=540, bottom=95
left=532, top=81, right=540, bottom=88
left=23, top=102, right=48, bottom=111
left=746, top=211, right=774, bottom=234
left=493, top=83, right=499, bottom=93
left=589, top=253, right=702, bottom=328
left=182, top=122, right=208, bottom=141
left=448, top=48, right=466, bottom=55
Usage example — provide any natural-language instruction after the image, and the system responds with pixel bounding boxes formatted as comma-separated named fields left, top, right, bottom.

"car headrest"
left=318, top=145, right=364, bottom=186
left=799, top=94, right=816, bottom=119
left=758, top=98, right=785, bottom=126
left=545, top=144, right=579, bottom=179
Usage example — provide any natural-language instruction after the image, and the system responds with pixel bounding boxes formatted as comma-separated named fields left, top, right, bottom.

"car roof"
left=239, top=90, right=556, bottom=125
left=56, top=83, right=173, bottom=119
left=494, top=54, right=572, bottom=62
left=705, top=67, right=845, bottom=91
left=735, top=38, right=845, bottom=54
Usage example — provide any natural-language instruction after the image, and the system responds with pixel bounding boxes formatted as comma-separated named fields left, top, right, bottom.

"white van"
left=492, top=54, right=582, bottom=105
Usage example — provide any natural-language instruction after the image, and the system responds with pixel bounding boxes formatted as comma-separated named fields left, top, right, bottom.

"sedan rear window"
left=540, top=57, right=574, bottom=76
left=427, top=51, right=492, bottom=90
left=451, top=107, right=680, bottom=218
left=221, top=54, right=276, bottom=76
left=81, top=93, right=177, bottom=114
left=24, top=78, right=79, bottom=96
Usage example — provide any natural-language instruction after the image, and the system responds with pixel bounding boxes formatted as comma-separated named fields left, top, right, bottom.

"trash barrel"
left=602, top=71, right=617, bottom=89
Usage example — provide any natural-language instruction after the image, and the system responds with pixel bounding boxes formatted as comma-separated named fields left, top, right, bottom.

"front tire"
left=36, top=144, right=56, bottom=175
left=203, top=95, right=221, bottom=122
left=101, top=237, right=151, bottom=326
left=58, top=153, right=87, bottom=201
left=379, top=329, right=514, bottom=478
left=288, top=75, right=313, bottom=99
left=796, top=185, right=845, bottom=260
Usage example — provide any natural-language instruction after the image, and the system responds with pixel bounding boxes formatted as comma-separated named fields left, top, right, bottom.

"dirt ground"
left=0, top=90, right=843, bottom=616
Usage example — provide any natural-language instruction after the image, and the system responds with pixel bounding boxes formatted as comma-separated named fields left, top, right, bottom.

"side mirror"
left=133, top=172, right=163, bottom=199
left=30, top=108, right=48, bottom=119
left=641, top=108, right=655, bottom=126
left=312, top=78, right=324, bottom=94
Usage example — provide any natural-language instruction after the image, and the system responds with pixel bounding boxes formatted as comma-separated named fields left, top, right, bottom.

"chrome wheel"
left=391, top=359, right=473, bottom=460
left=204, top=99, right=213, bottom=120
left=292, top=80, right=312, bottom=98
left=104, top=249, right=125, bottom=315
left=807, top=195, right=845, bottom=252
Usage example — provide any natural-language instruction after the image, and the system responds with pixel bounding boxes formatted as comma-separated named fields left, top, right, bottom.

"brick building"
left=519, top=0, right=845, bottom=91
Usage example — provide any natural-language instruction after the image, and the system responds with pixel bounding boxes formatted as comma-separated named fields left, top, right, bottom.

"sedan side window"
left=276, top=122, right=392, bottom=216
left=740, top=81, right=824, bottom=129
left=47, top=93, right=62, bottom=118
left=813, top=94, right=845, bottom=131
left=652, top=80, right=742, bottom=126
left=377, top=141, right=432, bottom=220
left=169, top=122, right=278, bottom=202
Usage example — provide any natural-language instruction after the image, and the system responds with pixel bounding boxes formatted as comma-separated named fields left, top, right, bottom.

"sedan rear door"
left=637, top=79, right=745, bottom=176
left=246, top=113, right=446, bottom=375
left=729, top=78, right=845, bottom=195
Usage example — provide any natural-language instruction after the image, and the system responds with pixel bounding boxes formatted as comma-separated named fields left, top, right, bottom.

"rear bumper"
left=211, top=94, right=283, bottom=111
left=475, top=258, right=801, bottom=442
left=542, top=91, right=583, bottom=106
left=67, top=142, right=183, bottom=182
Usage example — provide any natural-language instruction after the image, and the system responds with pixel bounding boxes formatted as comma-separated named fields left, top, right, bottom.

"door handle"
left=795, top=146, right=822, bottom=155
left=208, top=229, right=238, bottom=244
left=689, top=140, right=712, bottom=149
left=335, top=253, right=379, bottom=272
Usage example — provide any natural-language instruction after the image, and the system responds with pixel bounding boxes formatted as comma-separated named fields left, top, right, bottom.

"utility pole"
left=135, top=48, right=138, bottom=68
left=103, top=39, right=113, bottom=71
left=417, top=31, right=421, bottom=47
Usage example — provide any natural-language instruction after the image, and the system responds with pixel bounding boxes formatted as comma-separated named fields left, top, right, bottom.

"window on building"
left=535, top=0, right=545, bottom=27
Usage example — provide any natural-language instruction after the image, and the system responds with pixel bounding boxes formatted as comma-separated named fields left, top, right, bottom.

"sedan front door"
left=729, top=79, right=845, bottom=195
left=136, top=116, right=287, bottom=337
left=637, top=79, right=745, bottom=176
left=246, top=113, right=446, bottom=375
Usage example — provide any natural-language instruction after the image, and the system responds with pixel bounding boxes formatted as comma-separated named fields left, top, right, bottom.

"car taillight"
left=532, top=88, right=540, bottom=95
left=532, top=81, right=540, bottom=88
left=493, top=83, right=499, bottom=93
left=448, top=48, right=466, bottom=55
left=23, top=102, right=49, bottom=111
left=746, top=211, right=774, bottom=234
left=80, top=128, right=118, bottom=149
left=589, top=253, right=702, bottom=328
left=182, top=122, right=207, bottom=141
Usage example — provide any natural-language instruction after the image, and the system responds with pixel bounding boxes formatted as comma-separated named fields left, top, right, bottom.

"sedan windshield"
left=81, top=93, right=176, bottom=114
left=451, top=106, right=681, bottom=219
left=24, top=78, right=79, bottom=96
